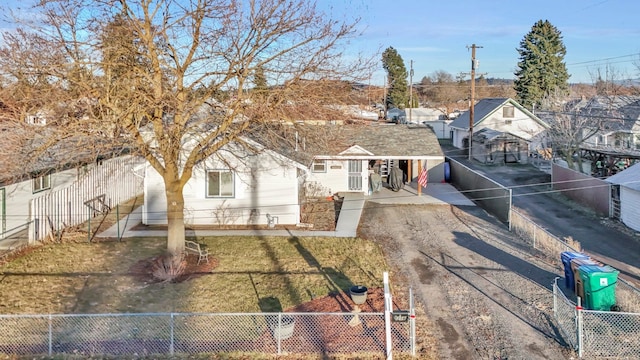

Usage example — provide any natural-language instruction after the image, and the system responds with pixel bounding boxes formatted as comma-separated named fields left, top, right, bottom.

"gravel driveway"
left=359, top=202, right=574, bottom=359
left=462, top=161, right=640, bottom=288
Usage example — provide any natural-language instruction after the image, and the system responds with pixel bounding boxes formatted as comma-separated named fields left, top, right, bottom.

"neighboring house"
left=0, top=153, right=144, bottom=243
left=606, top=163, right=640, bottom=232
left=449, top=98, right=549, bottom=164
left=570, top=95, right=640, bottom=150
left=142, top=123, right=445, bottom=228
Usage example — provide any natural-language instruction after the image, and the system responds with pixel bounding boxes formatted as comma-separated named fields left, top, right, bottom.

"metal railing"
left=0, top=312, right=413, bottom=358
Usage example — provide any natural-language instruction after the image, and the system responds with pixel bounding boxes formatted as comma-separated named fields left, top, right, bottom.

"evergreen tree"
left=514, top=20, right=570, bottom=110
left=253, top=65, right=268, bottom=95
left=381, top=47, right=408, bottom=109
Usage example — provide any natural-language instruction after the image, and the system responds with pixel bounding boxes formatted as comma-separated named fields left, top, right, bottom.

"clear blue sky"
left=334, top=0, right=640, bottom=85
left=3, top=0, right=639, bottom=85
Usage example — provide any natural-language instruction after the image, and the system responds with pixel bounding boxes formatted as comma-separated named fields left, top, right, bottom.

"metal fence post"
left=87, top=208, right=91, bottom=242
left=553, top=278, right=558, bottom=319
left=48, top=314, right=52, bottom=356
left=410, top=287, right=416, bottom=357
left=576, top=297, right=583, bottom=358
left=384, top=272, right=392, bottom=360
left=277, top=313, right=282, bottom=355
left=170, top=313, right=175, bottom=355
left=116, top=204, right=120, bottom=241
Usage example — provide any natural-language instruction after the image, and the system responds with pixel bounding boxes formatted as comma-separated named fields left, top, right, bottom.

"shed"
left=606, top=163, right=640, bottom=232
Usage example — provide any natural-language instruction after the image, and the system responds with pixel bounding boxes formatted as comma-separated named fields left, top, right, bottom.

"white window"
left=33, top=174, right=51, bottom=193
left=503, top=106, right=514, bottom=118
left=207, top=170, right=234, bottom=197
left=312, top=159, right=327, bottom=173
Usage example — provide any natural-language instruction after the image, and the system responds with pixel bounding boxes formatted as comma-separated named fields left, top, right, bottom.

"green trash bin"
left=578, top=265, right=619, bottom=311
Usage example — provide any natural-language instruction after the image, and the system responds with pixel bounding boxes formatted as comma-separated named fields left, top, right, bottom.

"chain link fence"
left=0, top=311, right=413, bottom=357
left=553, top=278, right=640, bottom=358
left=516, top=209, right=640, bottom=358
left=553, top=278, right=579, bottom=349
left=581, top=308, right=640, bottom=358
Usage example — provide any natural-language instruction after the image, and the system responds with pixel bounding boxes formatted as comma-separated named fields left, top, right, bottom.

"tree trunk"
left=165, top=181, right=186, bottom=255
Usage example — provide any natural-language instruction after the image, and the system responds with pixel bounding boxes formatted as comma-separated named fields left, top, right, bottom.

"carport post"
left=417, top=160, right=422, bottom=196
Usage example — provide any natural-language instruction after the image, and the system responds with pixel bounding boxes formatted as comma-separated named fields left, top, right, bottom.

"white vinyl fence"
left=29, top=156, right=144, bottom=243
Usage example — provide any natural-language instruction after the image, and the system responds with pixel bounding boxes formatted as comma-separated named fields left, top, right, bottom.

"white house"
left=142, top=123, right=446, bottom=228
left=0, top=154, right=144, bottom=243
left=449, top=98, right=549, bottom=164
left=570, top=96, right=640, bottom=150
left=143, top=140, right=307, bottom=227
left=305, top=124, right=445, bottom=195
left=606, top=163, right=640, bottom=232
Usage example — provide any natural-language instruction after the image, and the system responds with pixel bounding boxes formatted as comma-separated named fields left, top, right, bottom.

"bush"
left=152, top=252, right=187, bottom=282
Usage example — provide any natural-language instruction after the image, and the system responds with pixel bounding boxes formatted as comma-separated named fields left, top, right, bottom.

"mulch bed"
left=128, top=253, right=218, bottom=283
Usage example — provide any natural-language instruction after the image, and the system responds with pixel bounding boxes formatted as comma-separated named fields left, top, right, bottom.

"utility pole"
left=409, top=60, right=414, bottom=123
left=467, top=44, right=482, bottom=161
left=383, top=76, right=388, bottom=120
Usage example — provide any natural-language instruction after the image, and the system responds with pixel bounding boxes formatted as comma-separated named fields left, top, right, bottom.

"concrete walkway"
left=97, top=182, right=471, bottom=239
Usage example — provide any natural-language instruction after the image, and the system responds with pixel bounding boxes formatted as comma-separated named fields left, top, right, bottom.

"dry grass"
left=0, top=233, right=388, bottom=315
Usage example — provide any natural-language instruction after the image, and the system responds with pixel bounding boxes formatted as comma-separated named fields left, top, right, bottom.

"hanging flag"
left=418, top=163, right=428, bottom=188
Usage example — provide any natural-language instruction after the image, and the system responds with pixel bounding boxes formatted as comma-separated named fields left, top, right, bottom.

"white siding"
left=477, top=106, right=547, bottom=141
left=1, top=168, right=81, bottom=239
left=423, top=120, right=453, bottom=139
left=452, top=128, right=468, bottom=149
left=144, top=149, right=301, bottom=226
left=620, top=187, right=640, bottom=232
left=305, top=159, right=368, bottom=194
left=1, top=156, right=143, bottom=241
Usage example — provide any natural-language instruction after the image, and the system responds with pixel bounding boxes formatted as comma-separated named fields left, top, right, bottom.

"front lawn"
left=0, top=235, right=388, bottom=315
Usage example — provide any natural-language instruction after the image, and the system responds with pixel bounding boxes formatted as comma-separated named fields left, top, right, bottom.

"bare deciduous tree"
left=541, top=91, right=603, bottom=172
left=1, top=0, right=372, bottom=254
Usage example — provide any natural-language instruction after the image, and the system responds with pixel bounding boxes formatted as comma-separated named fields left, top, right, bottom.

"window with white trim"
left=33, top=174, right=51, bottom=193
left=206, top=170, right=234, bottom=197
left=312, top=159, right=326, bottom=173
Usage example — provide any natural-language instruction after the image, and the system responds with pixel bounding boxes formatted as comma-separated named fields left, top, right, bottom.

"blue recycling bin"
left=561, top=251, right=589, bottom=290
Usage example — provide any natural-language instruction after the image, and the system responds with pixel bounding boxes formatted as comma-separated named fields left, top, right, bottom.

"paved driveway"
left=450, top=155, right=640, bottom=288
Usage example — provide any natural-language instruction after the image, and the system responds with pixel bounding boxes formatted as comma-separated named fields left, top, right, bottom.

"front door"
left=348, top=160, right=362, bottom=191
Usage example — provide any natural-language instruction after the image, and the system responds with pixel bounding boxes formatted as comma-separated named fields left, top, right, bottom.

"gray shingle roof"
left=334, top=123, right=443, bottom=157
left=606, top=163, right=640, bottom=191
left=449, top=98, right=543, bottom=130
left=571, top=96, right=640, bottom=132
left=450, top=98, right=510, bottom=129
left=249, top=123, right=443, bottom=167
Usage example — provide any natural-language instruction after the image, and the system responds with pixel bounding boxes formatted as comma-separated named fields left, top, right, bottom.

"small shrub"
left=152, top=252, right=187, bottom=282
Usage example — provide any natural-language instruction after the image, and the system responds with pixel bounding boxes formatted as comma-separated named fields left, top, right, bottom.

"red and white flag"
left=418, top=163, right=428, bottom=188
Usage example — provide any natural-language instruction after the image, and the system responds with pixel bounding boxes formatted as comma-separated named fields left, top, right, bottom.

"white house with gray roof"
left=568, top=95, right=640, bottom=151
left=142, top=123, right=446, bottom=228
left=449, top=98, right=549, bottom=164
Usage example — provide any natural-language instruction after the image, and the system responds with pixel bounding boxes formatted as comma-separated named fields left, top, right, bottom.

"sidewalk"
left=97, top=182, right=471, bottom=239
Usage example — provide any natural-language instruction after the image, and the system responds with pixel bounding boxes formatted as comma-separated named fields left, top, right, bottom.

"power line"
left=567, top=53, right=640, bottom=66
